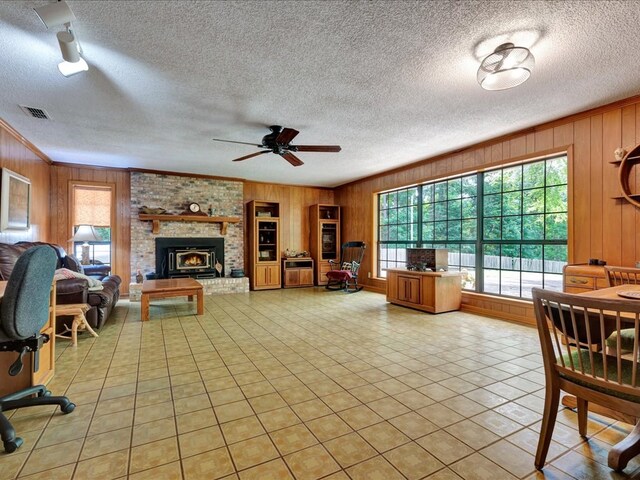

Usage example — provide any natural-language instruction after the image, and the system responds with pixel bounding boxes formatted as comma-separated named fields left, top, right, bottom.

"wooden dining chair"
left=605, top=266, right=640, bottom=355
left=606, top=266, right=640, bottom=287
left=532, top=287, right=640, bottom=472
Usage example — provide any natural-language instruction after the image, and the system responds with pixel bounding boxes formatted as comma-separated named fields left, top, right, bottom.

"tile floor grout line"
left=6, top=292, right=640, bottom=479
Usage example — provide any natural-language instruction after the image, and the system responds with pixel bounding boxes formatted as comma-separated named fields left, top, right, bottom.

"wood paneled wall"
left=0, top=120, right=51, bottom=243
left=243, top=181, right=334, bottom=265
left=335, top=96, right=640, bottom=324
left=50, top=165, right=131, bottom=294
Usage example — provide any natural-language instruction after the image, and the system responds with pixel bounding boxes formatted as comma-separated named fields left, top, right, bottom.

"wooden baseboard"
left=363, top=284, right=386, bottom=294
left=460, top=304, right=535, bottom=326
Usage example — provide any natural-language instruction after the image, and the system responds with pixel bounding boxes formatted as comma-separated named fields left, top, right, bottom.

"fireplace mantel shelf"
left=138, top=214, right=241, bottom=235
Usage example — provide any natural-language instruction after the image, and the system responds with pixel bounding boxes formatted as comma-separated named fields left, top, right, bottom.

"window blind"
left=73, top=185, right=111, bottom=227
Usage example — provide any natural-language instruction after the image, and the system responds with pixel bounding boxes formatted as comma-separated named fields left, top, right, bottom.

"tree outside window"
left=377, top=155, right=568, bottom=299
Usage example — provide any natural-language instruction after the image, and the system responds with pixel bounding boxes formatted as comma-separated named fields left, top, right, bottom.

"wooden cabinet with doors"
left=396, top=274, right=421, bottom=303
left=386, top=269, right=461, bottom=314
left=562, top=264, right=607, bottom=293
left=309, top=204, right=340, bottom=285
left=248, top=201, right=281, bottom=290
left=282, top=257, right=314, bottom=288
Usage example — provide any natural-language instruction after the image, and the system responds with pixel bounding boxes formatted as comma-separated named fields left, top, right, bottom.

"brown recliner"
left=0, top=242, right=121, bottom=329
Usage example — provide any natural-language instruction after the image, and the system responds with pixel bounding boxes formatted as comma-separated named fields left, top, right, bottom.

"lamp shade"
left=71, top=225, right=100, bottom=243
left=477, top=43, right=535, bottom=91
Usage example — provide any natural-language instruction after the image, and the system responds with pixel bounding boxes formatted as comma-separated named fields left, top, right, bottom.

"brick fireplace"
left=130, top=172, right=245, bottom=294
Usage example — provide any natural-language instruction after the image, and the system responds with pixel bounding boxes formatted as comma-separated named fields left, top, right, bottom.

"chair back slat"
left=616, top=313, right=623, bottom=383
left=634, top=320, right=640, bottom=387
left=533, top=287, right=640, bottom=400
left=547, top=302, right=566, bottom=368
left=605, top=266, right=640, bottom=287
left=569, top=307, right=585, bottom=373
left=599, top=314, right=609, bottom=381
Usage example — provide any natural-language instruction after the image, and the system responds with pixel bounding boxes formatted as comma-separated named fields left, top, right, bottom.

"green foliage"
left=448, top=178, right=462, bottom=199
left=94, top=227, right=111, bottom=241
left=484, top=194, right=501, bottom=217
left=448, top=199, right=462, bottom=220
left=378, top=156, right=568, bottom=291
left=503, top=166, right=522, bottom=192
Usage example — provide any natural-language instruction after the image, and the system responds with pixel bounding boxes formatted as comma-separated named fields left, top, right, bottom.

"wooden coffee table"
left=141, top=278, right=204, bottom=321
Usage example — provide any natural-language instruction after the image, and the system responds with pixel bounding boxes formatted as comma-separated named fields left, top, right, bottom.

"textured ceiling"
left=1, top=1, right=640, bottom=187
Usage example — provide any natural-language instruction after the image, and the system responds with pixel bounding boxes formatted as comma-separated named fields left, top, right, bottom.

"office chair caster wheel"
left=39, top=390, right=52, bottom=397
left=61, top=402, right=75, bottom=414
left=4, top=437, right=23, bottom=453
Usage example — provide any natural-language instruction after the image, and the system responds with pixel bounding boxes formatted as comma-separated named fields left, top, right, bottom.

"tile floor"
left=2, top=288, right=640, bottom=479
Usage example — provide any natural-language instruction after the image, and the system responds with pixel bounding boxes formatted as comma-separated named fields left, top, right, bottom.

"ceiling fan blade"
left=212, top=138, right=263, bottom=147
left=275, top=128, right=299, bottom=145
left=232, top=151, right=270, bottom=162
left=291, top=145, right=342, bottom=153
left=281, top=151, right=304, bottom=167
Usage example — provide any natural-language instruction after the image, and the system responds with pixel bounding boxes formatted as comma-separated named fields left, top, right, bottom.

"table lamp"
left=71, top=225, right=100, bottom=265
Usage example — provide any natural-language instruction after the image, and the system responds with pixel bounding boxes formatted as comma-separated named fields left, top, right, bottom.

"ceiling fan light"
left=58, top=57, right=88, bottom=77
left=477, top=43, right=534, bottom=91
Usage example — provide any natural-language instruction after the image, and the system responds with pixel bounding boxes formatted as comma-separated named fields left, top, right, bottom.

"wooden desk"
left=0, top=281, right=56, bottom=397
left=141, top=278, right=204, bottom=321
left=386, top=269, right=462, bottom=313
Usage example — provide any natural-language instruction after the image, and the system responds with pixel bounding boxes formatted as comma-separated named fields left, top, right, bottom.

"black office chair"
left=0, top=246, right=75, bottom=453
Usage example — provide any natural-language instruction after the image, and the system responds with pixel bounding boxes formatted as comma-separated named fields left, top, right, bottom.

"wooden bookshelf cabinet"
left=248, top=201, right=281, bottom=290
left=309, top=204, right=340, bottom=286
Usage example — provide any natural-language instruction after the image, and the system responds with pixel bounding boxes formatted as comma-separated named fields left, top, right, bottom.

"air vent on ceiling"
left=19, top=105, right=51, bottom=120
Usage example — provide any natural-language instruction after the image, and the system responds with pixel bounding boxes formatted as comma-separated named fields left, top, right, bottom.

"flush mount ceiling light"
left=477, top=42, right=534, bottom=91
left=34, top=0, right=89, bottom=77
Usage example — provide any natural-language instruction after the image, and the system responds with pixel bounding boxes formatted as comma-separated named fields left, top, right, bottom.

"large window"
left=378, top=155, right=568, bottom=299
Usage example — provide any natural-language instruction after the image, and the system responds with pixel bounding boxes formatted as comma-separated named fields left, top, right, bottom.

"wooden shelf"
left=614, top=145, right=640, bottom=208
left=612, top=194, right=640, bottom=200
left=138, top=214, right=241, bottom=235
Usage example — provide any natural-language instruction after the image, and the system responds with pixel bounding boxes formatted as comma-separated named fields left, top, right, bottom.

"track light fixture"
left=34, top=1, right=89, bottom=77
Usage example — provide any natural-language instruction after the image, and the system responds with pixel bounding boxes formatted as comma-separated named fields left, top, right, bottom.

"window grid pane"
left=377, top=156, right=567, bottom=298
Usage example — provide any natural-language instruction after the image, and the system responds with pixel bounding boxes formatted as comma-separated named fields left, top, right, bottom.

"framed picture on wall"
left=1, top=168, right=31, bottom=231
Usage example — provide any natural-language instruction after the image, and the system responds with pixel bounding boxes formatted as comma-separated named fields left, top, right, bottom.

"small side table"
left=55, top=303, right=98, bottom=347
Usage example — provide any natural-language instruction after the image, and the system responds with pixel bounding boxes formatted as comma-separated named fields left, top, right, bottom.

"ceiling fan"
left=212, top=125, right=341, bottom=167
